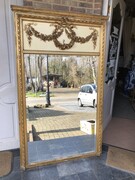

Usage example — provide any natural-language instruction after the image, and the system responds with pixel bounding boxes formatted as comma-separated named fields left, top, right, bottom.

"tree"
left=28, top=54, right=36, bottom=92
left=37, top=55, right=44, bottom=91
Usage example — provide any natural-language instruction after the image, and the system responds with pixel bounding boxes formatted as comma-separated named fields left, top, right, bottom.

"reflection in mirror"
left=25, top=54, right=98, bottom=164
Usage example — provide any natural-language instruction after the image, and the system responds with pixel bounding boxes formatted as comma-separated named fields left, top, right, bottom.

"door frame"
left=103, top=0, right=126, bottom=129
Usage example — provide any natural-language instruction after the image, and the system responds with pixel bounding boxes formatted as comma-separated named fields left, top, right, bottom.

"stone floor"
left=28, top=135, right=96, bottom=163
left=1, top=146, right=135, bottom=180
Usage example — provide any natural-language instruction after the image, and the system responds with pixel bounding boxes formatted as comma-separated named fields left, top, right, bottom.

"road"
left=26, top=88, right=96, bottom=113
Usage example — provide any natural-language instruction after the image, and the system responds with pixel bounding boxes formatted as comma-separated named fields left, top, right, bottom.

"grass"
left=26, top=91, right=46, bottom=97
left=26, top=91, right=54, bottom=97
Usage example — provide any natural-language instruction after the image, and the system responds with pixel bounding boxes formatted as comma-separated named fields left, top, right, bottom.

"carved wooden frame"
left=11, top=5, right=107, bottom=169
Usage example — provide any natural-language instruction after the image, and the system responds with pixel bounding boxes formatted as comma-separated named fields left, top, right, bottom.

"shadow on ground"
left=27, top=107, right=71, bottom=121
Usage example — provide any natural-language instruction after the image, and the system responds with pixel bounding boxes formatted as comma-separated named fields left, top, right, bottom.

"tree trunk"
left=38, top=55, right=43, bottom=91
left=28, top=55, right=35, bottom=92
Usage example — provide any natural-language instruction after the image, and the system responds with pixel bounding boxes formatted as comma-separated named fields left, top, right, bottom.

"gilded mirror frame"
left=11, top=5, right=107, bottom=169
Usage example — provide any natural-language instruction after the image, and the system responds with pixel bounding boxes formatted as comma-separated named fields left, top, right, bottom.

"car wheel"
left=93, top=100, right=96, bottom=108
left=78, top=99, right=83, bottom=107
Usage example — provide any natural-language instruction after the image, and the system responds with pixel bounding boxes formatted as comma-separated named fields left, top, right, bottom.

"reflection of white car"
left=78, top=84, right=97, bottom=108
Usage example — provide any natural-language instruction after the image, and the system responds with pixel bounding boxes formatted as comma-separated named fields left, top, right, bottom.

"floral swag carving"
left=24, top=17, right=98, bottom=50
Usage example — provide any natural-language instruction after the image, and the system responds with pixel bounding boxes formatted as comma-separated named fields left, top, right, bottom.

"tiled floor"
left=1, top=147, right=135, bottom=180
left=28, top=135, right=96, bottom=163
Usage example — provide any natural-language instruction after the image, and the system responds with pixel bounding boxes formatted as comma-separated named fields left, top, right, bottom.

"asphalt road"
left=26, top=88, right=96, bottom=113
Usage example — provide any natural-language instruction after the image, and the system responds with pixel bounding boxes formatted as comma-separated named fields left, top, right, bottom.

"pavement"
left=26, top=88, right=96, bottom=141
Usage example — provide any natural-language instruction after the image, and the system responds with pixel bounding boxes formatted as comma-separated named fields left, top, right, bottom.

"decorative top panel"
left=11, top=5, right=107, bottom=54
left=23, top=19, right=100, bottom=53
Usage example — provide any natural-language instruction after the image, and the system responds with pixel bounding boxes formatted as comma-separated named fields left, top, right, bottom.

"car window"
left=83, top=86, right=87, bottom=92
left=85, top=86, right=88, bottom=93
left=80, top=86, right=85, bottom=92
left=80, top=86, right=87, bottom=92
left=92, top=84, right=97, bottom=92
left=80, top=85, right=95, bottom=93
left=87, top=86, right=93, bottom=93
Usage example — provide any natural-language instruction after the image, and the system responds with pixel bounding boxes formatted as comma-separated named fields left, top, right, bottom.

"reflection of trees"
left=28, top=55, right=35, bottom=92
left=24, top=55, right=98, bottom=92
left=25, top=54, right=46, bottom=93
left=37, top=55, right=44, bottom=91
left=86, top=56, right=97, bottom=85
left=66, top=57, right=78, bottom=87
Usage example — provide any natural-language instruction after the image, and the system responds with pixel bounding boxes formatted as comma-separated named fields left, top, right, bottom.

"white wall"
left=0, top=0, right=23, bottom=151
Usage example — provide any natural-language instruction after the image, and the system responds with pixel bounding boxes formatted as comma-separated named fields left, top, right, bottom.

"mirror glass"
left=25, top=54, right=98, bottom=164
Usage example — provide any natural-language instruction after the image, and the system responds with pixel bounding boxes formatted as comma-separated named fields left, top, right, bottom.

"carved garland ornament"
left=24, top=17, right=98, bottom=50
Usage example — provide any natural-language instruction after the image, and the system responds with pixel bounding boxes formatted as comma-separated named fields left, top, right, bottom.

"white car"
left=78, top=84, right=97, bottom=108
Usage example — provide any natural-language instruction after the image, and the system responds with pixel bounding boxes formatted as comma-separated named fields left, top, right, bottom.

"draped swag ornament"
left=24, top=17, right=98, bottom=50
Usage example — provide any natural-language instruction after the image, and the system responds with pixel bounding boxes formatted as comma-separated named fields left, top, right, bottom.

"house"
left=42, top=74, right=62, bottom=88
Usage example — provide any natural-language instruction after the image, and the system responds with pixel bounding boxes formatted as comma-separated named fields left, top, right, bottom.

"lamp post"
left=46, top=55, right=51, bottom=106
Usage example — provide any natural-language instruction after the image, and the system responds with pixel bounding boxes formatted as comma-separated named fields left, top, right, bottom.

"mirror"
left=25, top=54, right=98, bottom=164
left=12, top=5, right=107, bottom=169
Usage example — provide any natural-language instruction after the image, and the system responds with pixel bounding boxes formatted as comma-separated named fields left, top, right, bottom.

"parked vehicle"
left=78, top=84, right=97, bottom=108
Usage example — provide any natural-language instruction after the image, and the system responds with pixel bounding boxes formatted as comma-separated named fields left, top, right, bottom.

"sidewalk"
left=27, top=104, right=96, bottom=141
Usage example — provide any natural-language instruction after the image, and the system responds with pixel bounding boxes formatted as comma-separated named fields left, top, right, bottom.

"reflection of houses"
left=25, top=74, right=62, bottom=90
left=42, top=74, right=62, bottom=88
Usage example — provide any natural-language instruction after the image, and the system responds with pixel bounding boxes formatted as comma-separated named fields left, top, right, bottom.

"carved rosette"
left=24, top=17, right=98, bottom=50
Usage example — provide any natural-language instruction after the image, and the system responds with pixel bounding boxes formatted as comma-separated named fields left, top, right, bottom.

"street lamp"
left=46, top=55, right=51, bottom=106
